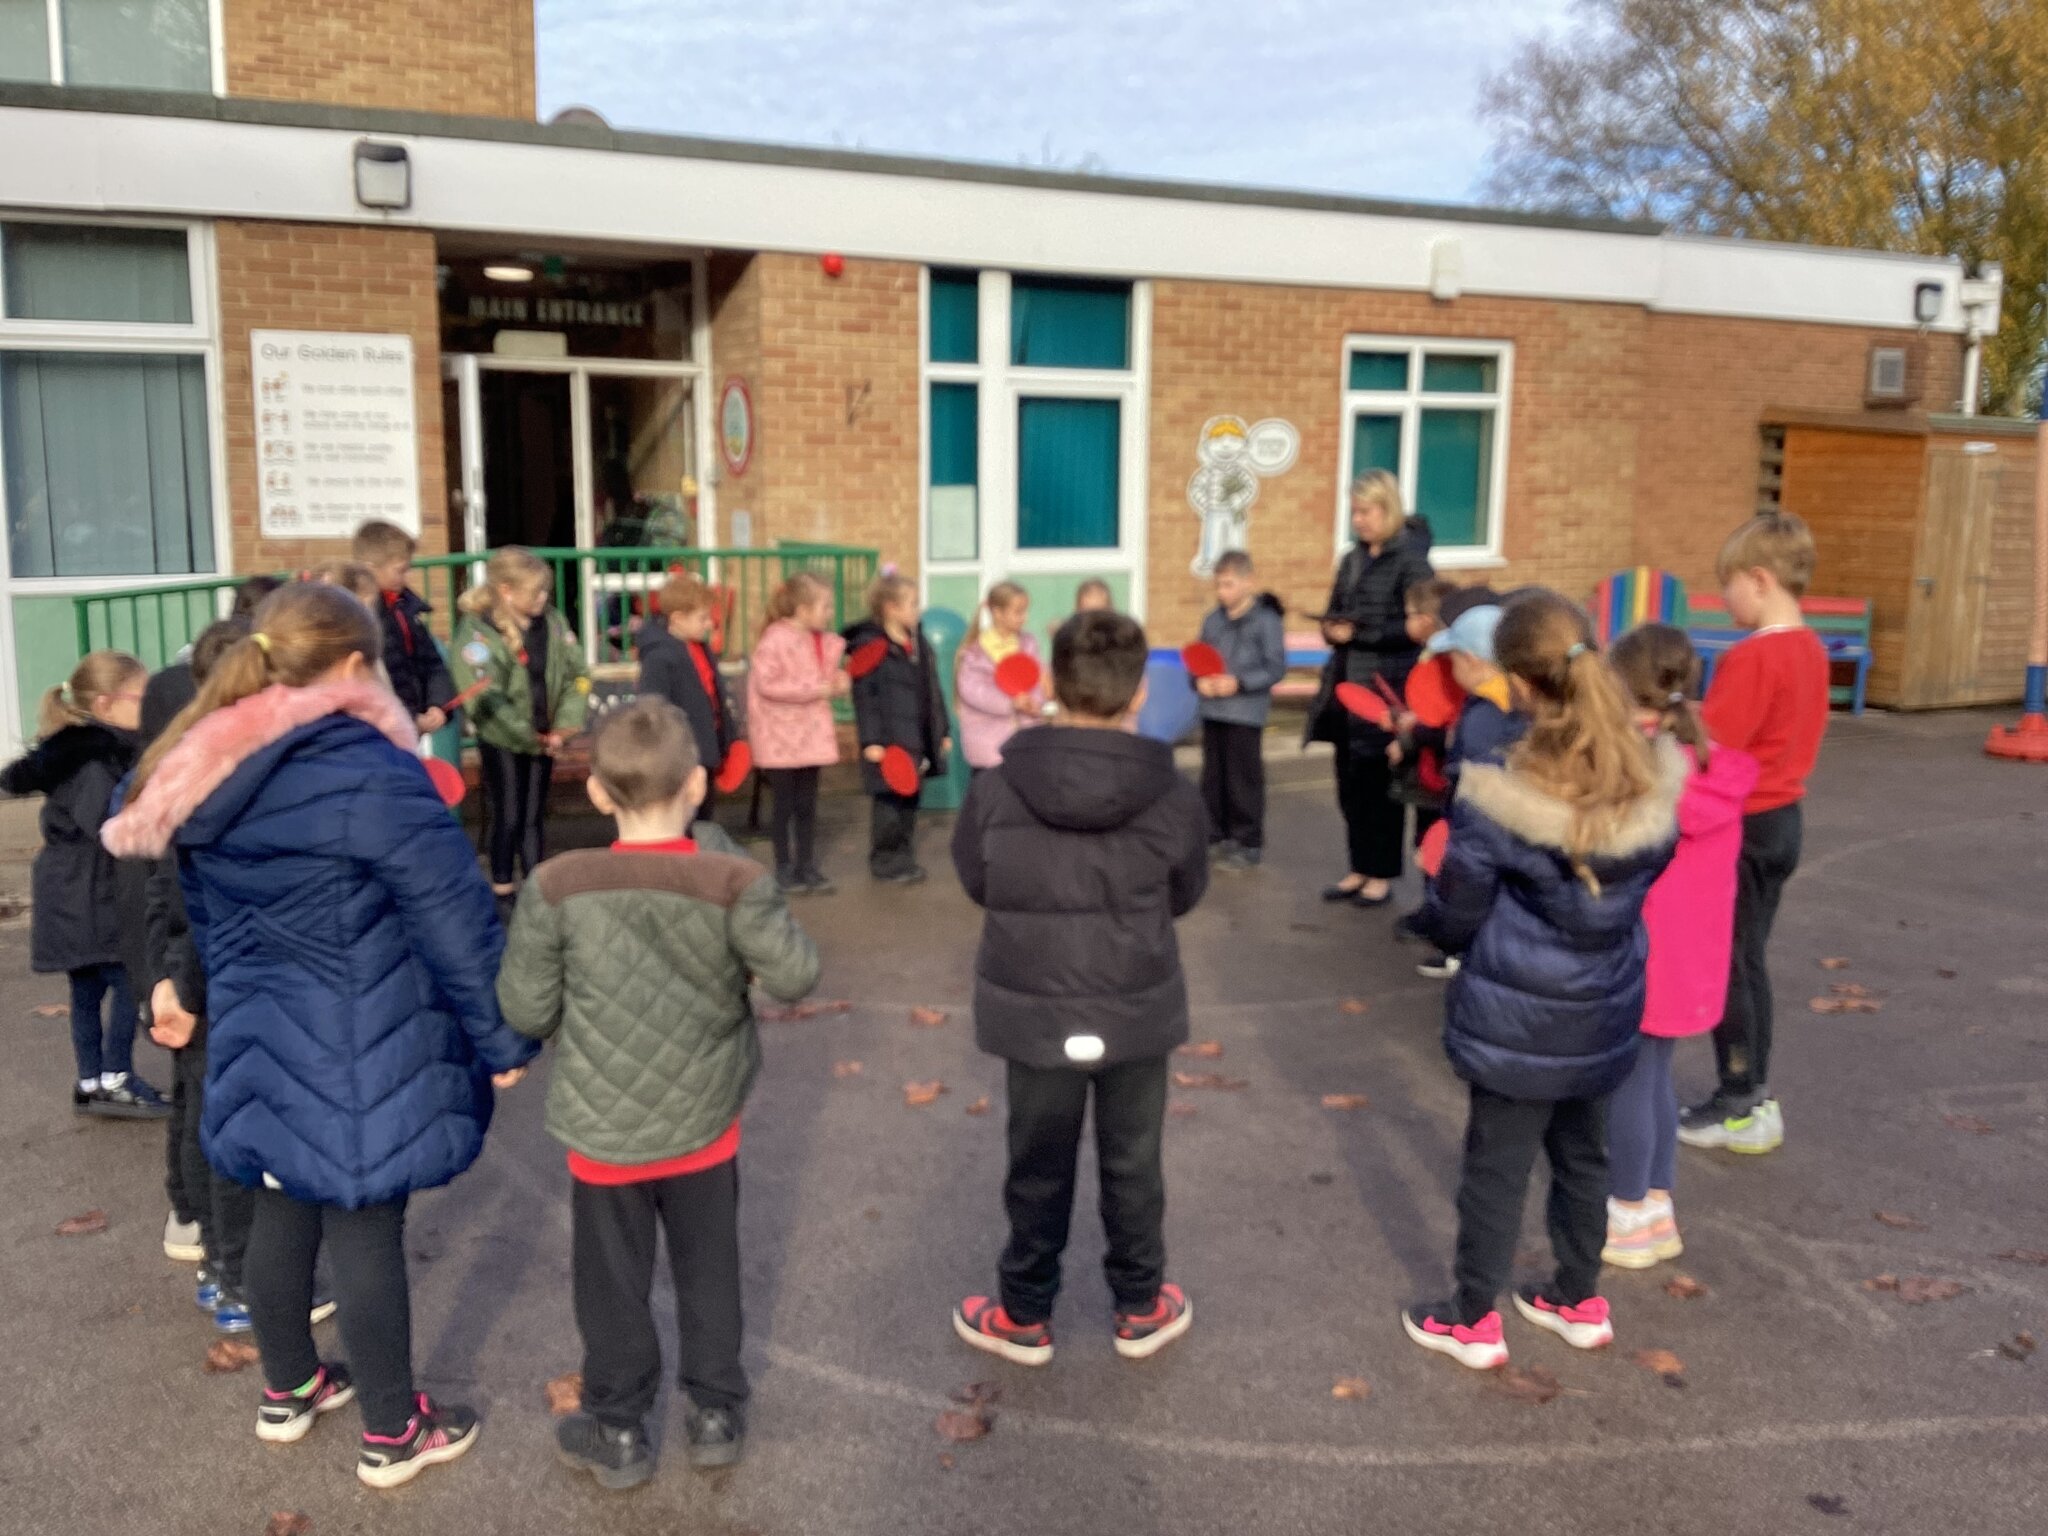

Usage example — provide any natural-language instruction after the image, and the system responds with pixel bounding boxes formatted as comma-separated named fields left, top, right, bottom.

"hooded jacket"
left=1641, top=742, right=1759, bottom=1038
left=955, top=629, right=1045, bottom=770
left=2, top=722, right=140, bottom=975
left=635, top=616, right=738, bottom=776
left=1196, top=592, right=1288, bottom=728
left=951, top=726, right=1209, bottom=1068
left=102, top=682, right=537, bottom=1208
left=449, top=608, right=591, bottom=755
left=843, top=618, right=950, bottom=796
left=746, top=619, right=845, bottom=770
left=1306, top=521, right=1436, bottom=747
left=1418, top=735, right=1685, bottom=1102
left=377, top=587, right=457, bottom=719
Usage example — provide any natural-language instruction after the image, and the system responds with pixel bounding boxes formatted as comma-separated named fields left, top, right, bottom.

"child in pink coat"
left=747, top=574, right=848, bottom=894
left=1604, top=625, right=1759, bottom=1266
left=954, top=581, right=1046, bottom=774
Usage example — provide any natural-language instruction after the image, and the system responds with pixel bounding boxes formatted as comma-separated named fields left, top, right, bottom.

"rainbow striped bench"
left=1590, top=567, right=1688, bottom=648
left=1684, top=594, right=1872, bottom=715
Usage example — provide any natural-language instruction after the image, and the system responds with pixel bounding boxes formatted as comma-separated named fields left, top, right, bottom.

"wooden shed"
left=1761, top=410, right=2040, bottom=710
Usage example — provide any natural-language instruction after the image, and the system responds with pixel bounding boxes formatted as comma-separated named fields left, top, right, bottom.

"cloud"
left=535, top=0, right=1582, bottom=203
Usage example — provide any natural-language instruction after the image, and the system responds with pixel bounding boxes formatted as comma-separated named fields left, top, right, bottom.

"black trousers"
left=869, top=791, right=920, bottom=879
left=1201, top=720, right=1266, bottom=851
left=245, top=1188, right=413, bottom=1436
left=999, top=1055, right=1169, bottom=1325
left=165, top=1044, right=198, bottom=1226
left=1713, top=802, right=1803, bottom=1106
left=1333, top=733, right=1405, bottom=879
left=765, top=766, right=821, bottom=878
left=477, top=743, right=551, bottom=886
left=572, top=1162, right=747, bottom=1428
left=172, top=1043, right=253, bottom=1287
left=1451, top=1085, right=1608, bottom=1325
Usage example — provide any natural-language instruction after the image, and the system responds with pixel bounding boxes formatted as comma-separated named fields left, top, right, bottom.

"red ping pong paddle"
left=1417, top=818, right=1450, bottom=878
left=1181, top=642, right=1226, bottom=679
left=1405, top=656, right=1465, bottom=728
left=846, top=637, right=890, bottom=680
left=1334, top=681, right=1393, bottom=728
left=713, top=739, right=753, bottom=794
left=422, top=755, right=466, bottom=808
left=994, top=652, right=1042, bottom=699
left=879, top=744, right=920, bottom=796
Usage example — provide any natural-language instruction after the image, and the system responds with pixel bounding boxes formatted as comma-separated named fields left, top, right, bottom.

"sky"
left=534, top=0, right=1583, bottom=206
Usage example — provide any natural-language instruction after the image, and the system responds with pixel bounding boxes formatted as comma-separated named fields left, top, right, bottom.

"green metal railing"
left=71, top=542, right=879, bottom=675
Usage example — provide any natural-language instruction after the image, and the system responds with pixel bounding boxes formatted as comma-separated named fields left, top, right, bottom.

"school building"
left=0, top=1, right=2026, bottom=749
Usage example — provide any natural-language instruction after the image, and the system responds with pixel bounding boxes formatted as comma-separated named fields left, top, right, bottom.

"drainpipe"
left=1956, top=264, right=2004, bottom=416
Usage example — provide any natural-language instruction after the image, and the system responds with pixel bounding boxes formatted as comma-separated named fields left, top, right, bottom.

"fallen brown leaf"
left=1175, top=1040, right=1225, bottom=1059
left=1993, top=1249, right=2048, bottom=1265
left=1996, top=1331, right=2037, bottom=1362
left=909, top=1006, right=949, bottom=1028
left=1339, top=998, right=1371, bottom=1015
left=1663, top=1273, right=1710, bottom=1300
left=1873, top=1210, right=1928, bottom=1231
left=949, top=1381, right=1001, bottom=1407
left=937, top=1452, right=956, bottom=1471
left=903, top=1080, right=947, bottom=1107
left=1166, top=1101, right=1199, bottom=1118
left=1809, top=995, right=1884, bottom=1015
left=759, top=998, right=855, bottom=1022
left=1488, top=1365, right=1562, bottom=1405
left=1818, top=957, right=1851, bottom=970
left=1936, top=967, right=1958, bottom=980
left=30, top=1003, right=69, bottom=1018
left=204, top=1338, right=260, bottom=1373
left=55, top=1209, right=107, bottom=1237
left=1330, top=1377, right=1372, bottom=1400
left=1865, top=1274, right=1967, bottom=1304
left=934, top=1406, right=993, bottom=1442
left=1829, top=981, right=1875, bottom=998
left=964, top=1095, right=991, bottom=1116
left=1172, top=1071, right=1246, bottom=1091
left=1632, top=1347, right=1687, bottom=1384
left=1320, top=1093, right=1372, bottom=1111
left=543, top=1372, right=582, bottom=1416
left=831, top=1059, right=864, bottom=1078
left=264, top=1515, right=312, bottom=1536
left=1808, top=1495, right=1850, bottom=1518
left=1943, top=1114, right=1995, bottom=1134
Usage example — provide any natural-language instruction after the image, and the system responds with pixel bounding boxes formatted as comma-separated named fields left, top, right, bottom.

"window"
left=928, top=270, right=978, bottom=365
left=927, top=381, right=978, bottom=560
left=1017, top=398, right=1119, bottom=549
left=0, top=0, right=213, bottom=91
left=1010, top=277, right=1130, bottom=370
left=0, top=221, right=216, bottom=578
left=1339, top=337, right=1510, bottom=563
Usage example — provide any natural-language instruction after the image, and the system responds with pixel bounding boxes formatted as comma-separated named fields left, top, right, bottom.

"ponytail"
left=459, top=547, right=550, bottom=647
left=962, top=580, right=1027, bottom=665
left=1609, top=623, right=1710, bottom=770
left=38, top=650, right=146, bottom=740
left=1494, top=591, right=1657, bottom=893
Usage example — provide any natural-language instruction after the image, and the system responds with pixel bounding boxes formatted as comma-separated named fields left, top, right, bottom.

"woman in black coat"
left=1305, top=471, right=1435, bottom=905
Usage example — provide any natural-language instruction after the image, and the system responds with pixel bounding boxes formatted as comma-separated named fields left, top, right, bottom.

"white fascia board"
left=0, top=106, right=1966, bottom=333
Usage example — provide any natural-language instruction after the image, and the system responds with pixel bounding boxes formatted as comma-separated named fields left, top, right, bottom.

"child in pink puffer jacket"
left=747, top=574, right=848, bottom=894
left=954, top=581, right=1046, bottom=774
left=1603, top=625, right=1759, bottom=1267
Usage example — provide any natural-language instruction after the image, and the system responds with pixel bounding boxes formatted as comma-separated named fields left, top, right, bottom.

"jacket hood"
left=997, top=725, right=1182, bottom=833
left=102, top=681, right=416, bottom=860
left=1359, top=517, right=1431, bottom=557
left=841, top=617, right=889, bottom=648
left=636, top=615, right=681, bottom=653
left=1455, top=734, right=1687, bottom=862
left=12, top=722, right=136, bottom=793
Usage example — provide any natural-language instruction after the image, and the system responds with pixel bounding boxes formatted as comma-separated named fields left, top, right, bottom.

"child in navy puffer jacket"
left=1402, top=591, right=1682, bottom=1373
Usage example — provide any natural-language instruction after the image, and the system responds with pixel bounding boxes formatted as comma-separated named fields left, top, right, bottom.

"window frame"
left=12, top=0, right=225, bottom=94
left=1335, top=333, right=1512, bottom=570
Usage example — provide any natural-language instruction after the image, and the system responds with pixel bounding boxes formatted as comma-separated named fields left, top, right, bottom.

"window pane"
left=3, top=352, right=215, bottom=577
left=0, top=0, right=50, bottom=82
left=928, top=382, right=977, bottom=485
left=1010, top=278, right=1129, bottom=369
left=1017, top=398, right=1119, bottom=549
left=1421, top=354, right=1499, bottom=393
left=3, top=223, right=193, bottom=323
left=1351, top=413, right=1402, bottom=479
left=1347, top=350, right=1409, bottom=391
left=62, top=0, right=211, bottom=91
left=1416, top=408, right=1494, bottom=548
left=929, top=269, right=978, bottom=364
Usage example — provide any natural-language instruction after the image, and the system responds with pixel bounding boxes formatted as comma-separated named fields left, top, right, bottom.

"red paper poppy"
left=879, top=744, right=921, bottom=796
left=713, top=740, right=753, bottom=794
left=1417, top=818, right=1451, bottom=878
left=1334, top=681, right=1392, bottom=728
left=423, top=755, right=466, bottom=809
left=1181, top=642, right=1227, bottom=679
left=993, top=652, right=1042, bottom=699
left=1405, top=656, right=1465, bottom=728
left=846, top=638, right=890, bottom=680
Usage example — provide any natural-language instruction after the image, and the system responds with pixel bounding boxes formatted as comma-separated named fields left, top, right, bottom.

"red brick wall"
left=225, top=0, right=535, bottom=119
left=215, top=221, right=447, bottom=575
left=707, top=253, right=766, bottom=543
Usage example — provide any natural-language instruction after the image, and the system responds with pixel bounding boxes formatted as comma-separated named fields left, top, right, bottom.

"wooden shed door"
left=1903, top=449, right=2001, bottom=707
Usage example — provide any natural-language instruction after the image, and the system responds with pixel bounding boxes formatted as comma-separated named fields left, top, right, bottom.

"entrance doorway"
left=482, top=371, right=574, bottom=550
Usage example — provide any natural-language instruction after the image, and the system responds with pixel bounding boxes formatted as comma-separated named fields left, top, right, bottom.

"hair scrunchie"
left=251, top=632, right=273, bottom=654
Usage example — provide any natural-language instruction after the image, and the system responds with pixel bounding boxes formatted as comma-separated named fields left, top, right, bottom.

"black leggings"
left=245, top=1187, right=414, bottom=1436
left=478, top=743, right=551, bottom=887
left=173, top=1044, right=252, bottom=1287
left=765, top=767, right=821, bottom=877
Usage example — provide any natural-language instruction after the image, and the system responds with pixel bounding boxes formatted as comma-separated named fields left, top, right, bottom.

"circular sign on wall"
left=720, top=379, right=754, bottom=477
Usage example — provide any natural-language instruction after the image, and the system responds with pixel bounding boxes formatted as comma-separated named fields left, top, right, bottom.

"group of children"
left=8, top=501, right=1833, bottom=1489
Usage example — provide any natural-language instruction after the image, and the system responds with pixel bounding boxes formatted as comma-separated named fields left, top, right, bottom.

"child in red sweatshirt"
left=1678, top=512, right=1829, bottom=1155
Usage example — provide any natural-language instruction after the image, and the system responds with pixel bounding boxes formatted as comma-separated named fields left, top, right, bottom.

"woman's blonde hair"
left=1609, top=623, right=1710, bottom=770
left=1350, top=469, right=1405, bottom=531
left=457, top=547, right=551, bottom=645
left=866, top=572, right=917, bottom=623
left=132, top=583, right=382, bottom=795
left=38, top=650, right=145, bottom=739
left=1494, top=590, right=1657, bottom=893
left=762, top=571, right=830, bottom=631
left=963, top=580, right=1027, bottom=661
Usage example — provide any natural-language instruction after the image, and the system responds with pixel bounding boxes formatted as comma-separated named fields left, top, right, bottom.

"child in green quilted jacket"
left=497, top=697, right=818, bottom=1490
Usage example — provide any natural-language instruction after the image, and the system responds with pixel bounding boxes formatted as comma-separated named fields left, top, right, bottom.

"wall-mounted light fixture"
left=1912, top=281, right=1943, bottom=326
left=352, top=140, right=411, bottom=212
left=483, top=264, right=536, bottom=283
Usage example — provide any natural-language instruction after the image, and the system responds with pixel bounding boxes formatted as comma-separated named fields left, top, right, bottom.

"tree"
left=1480, top=0, right=2047, bottom=414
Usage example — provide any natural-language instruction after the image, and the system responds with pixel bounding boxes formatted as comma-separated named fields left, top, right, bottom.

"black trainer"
left=84, top=1076, right=171, bottom=1120
left=357, top=1395, right=480, bottom=1489
left=684, top=1406, right=745, bottom=1470
left=555, top=1413, right=655, bottom=1491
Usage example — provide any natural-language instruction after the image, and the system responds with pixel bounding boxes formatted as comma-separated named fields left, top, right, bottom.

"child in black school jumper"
left=950, top=610, right=1210, bottom=1365
left=635, top=573, right=740, bottom=818
left=353, top=520, right=457, bottom=737
left=3, top=649, right=164, bottom=1118
left=843, top=573, right=950, bottom=884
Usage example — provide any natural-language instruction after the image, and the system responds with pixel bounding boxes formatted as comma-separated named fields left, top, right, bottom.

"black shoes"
left=685, top=1406, right=746, bottom=1469
left=80, top=1075, right=172, bottom=1119
left=555, top=1413, right=655, bottom=1492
